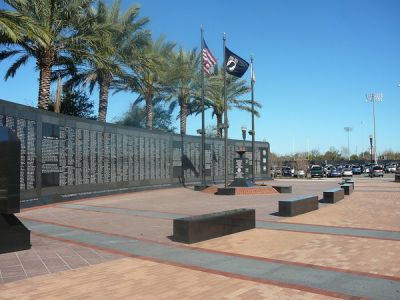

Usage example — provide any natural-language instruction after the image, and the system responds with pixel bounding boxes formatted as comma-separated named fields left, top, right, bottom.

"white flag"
left=251, top=63, right=256, bottom=83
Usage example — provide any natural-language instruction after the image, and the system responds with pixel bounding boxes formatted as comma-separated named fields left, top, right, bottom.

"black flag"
left=224, top=47, right=249, bottom=78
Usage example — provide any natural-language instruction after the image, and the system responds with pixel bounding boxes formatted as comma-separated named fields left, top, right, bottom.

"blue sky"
left=0, top=0, right=399, bottom=155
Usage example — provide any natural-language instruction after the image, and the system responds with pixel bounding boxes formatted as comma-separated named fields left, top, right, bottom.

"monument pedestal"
left=0, top=127, right=31, bottom=253
left=0, top=214, right=31, bottom=254
left=229, top=148, right=253, bottom=187
left=194, top=184, right=211, bottom=191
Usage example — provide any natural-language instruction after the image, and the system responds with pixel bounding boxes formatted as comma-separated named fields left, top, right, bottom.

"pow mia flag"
left=224, top=47, right=249, bottom=78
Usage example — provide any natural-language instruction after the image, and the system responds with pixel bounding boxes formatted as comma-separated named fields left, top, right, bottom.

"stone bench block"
left=323, top=188, right=345, bottom=203
left=173, top=208, right=255, bottom=244
left=340, top=183, right=353, bottom=195
left=272, top=185, right=292, bottom=193
left=279, top=196, right=319, bottom=217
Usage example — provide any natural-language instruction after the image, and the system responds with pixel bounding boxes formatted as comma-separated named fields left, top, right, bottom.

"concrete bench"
left=279, top=196, right=318, bottom=217
left=173, top=208, right=255, bottom=244
left=323, top=188, right=344, bottom=203
left=340, top=179, right=354, bottom=189
left=272, top=185, right=292, bottom=193
left=340, top=183, right=353, bottom=195
left=395, top=172, right=400, bottom=182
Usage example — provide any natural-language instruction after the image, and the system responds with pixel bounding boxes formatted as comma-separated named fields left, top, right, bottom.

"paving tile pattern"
left=282, top=181, right=400, bottom=231
left=0, top=234, right=122, bottom=284
left=194, top=229, right=400, bottom=277
left=0, top=258, right=337, bottom=300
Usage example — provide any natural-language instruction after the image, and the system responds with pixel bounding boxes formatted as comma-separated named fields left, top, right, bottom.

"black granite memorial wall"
left=0, top=99, right=271, bottom=207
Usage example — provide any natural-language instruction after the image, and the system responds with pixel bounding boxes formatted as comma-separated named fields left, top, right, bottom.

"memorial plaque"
left=110, top=133, right=117, bottom=182
left=139, top=137, right=144, bottom=180
left=26, top=120, right=36, bottom=189
left=127, top=136, right=133, bottom=182
left=133, top=136, right=139, bottom=181
left=160, top=139, right=167, bottom=179
left=149, top=138, right=155, bottom=179
left=103, top=132, right=111, bottom=183
left=41, top=123, right=60, bottom=187
left=116, top=134, right=123, bottom=182
left=82, top=129, right=90, bottom=184
left=75, top=129, right=83, bottom=185
left=259, top=147, right=268, bottom=174
left=172, top=140, right=182, bottom=178
left=89, top=130, right=97, bottom=184
left=234, top=158, right=249, bottom=180
left=122, top=135, right=128, bottom=182
left=97, top=131, right=104, bottom=183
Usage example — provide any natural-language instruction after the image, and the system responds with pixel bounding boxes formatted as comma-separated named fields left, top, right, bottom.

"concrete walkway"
left=22, top=218, right=400, bottom=300
left=1, top=177, right=399, bottom=299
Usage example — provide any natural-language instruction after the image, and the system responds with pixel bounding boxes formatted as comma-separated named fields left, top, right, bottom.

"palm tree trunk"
left=37, top=53, right=53, bottom=110
left=216, top=113, right=223, bottom=138
left=145, top=92, right=153, bottom=129
left=98, top=73, right=112, bottom=122
left=180, top=100, right=187, bottom=135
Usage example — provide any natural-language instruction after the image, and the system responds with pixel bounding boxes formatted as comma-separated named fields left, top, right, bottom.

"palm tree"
left=65, top=0, right=150, bottom=122
left=196, top=66, right=261, bottom=138
left=169, top=47, right=200, bottom=135
left=114, top=36, right=175, bottom=129
left=0, top=0, right=111, bottom=110
left=0, top=5, right=48, bottom=44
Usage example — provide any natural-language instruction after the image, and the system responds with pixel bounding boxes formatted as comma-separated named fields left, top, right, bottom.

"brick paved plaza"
left=0, top=177, right=399, bottom=299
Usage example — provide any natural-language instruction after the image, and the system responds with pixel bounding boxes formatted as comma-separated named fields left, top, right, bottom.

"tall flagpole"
left=200, top=26, right=206, bottom=186
left=250, top=56, right=255, bottom=184
left=223, top=33, right=228, bottom=188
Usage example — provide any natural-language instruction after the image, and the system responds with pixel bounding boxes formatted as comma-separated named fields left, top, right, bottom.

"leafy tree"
left=0, top=0, right=112, bottom=110
left=48, top=87, right=96, bottom=119
left=117, top=99, right=175, bottom=132
left=323, top=147, right=341, bottom=162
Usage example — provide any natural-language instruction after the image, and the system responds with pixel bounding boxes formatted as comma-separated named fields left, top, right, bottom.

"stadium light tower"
left=366, top=93, right=383, bottom=164
left=344, top=127, right=352, bottom=161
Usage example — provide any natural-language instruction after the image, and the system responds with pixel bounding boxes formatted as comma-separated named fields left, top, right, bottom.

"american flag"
left=202, top=38, right=217, bottom=75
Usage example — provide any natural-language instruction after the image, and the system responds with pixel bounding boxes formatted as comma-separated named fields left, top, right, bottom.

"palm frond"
left=4, top=53, right=29, bottom=79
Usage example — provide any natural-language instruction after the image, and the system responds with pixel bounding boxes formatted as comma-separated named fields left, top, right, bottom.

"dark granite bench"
left=272, top=185, right=292, bottom=193
left=340, top=183, right=353, bottom=195
left=173, top=208, right=255, bottom=244
left=395, top=171, right=400, bottom=182
left=279, top=196, right=318, bottom=217
left=340, top=178, right=354, bottom=189
left=323, top=188, right=344, bottom=203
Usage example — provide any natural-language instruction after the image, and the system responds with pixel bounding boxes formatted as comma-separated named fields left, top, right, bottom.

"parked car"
left=295, top=169, right=306, bottom=178
left=282, top=167, right=292, bottom=177
left=352, top=165, right=361, bottom=175
left=372, top=165, right=384, bottom=177
left=310, top=165, right=324, bottom=178
left=385, top=164, right=397, bottom=173
left=364, top=164, right=372, bottom=174
left=342, top=168, right=353, bottom=177
left=328, top=167, right=342, bottom=178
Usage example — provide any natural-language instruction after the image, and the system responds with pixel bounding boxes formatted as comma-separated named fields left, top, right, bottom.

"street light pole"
left=369, top=134, right=373, bottom=163
left=344, top=127, right=352, bottom=161
left=366, top=93, right=383, bottom=164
